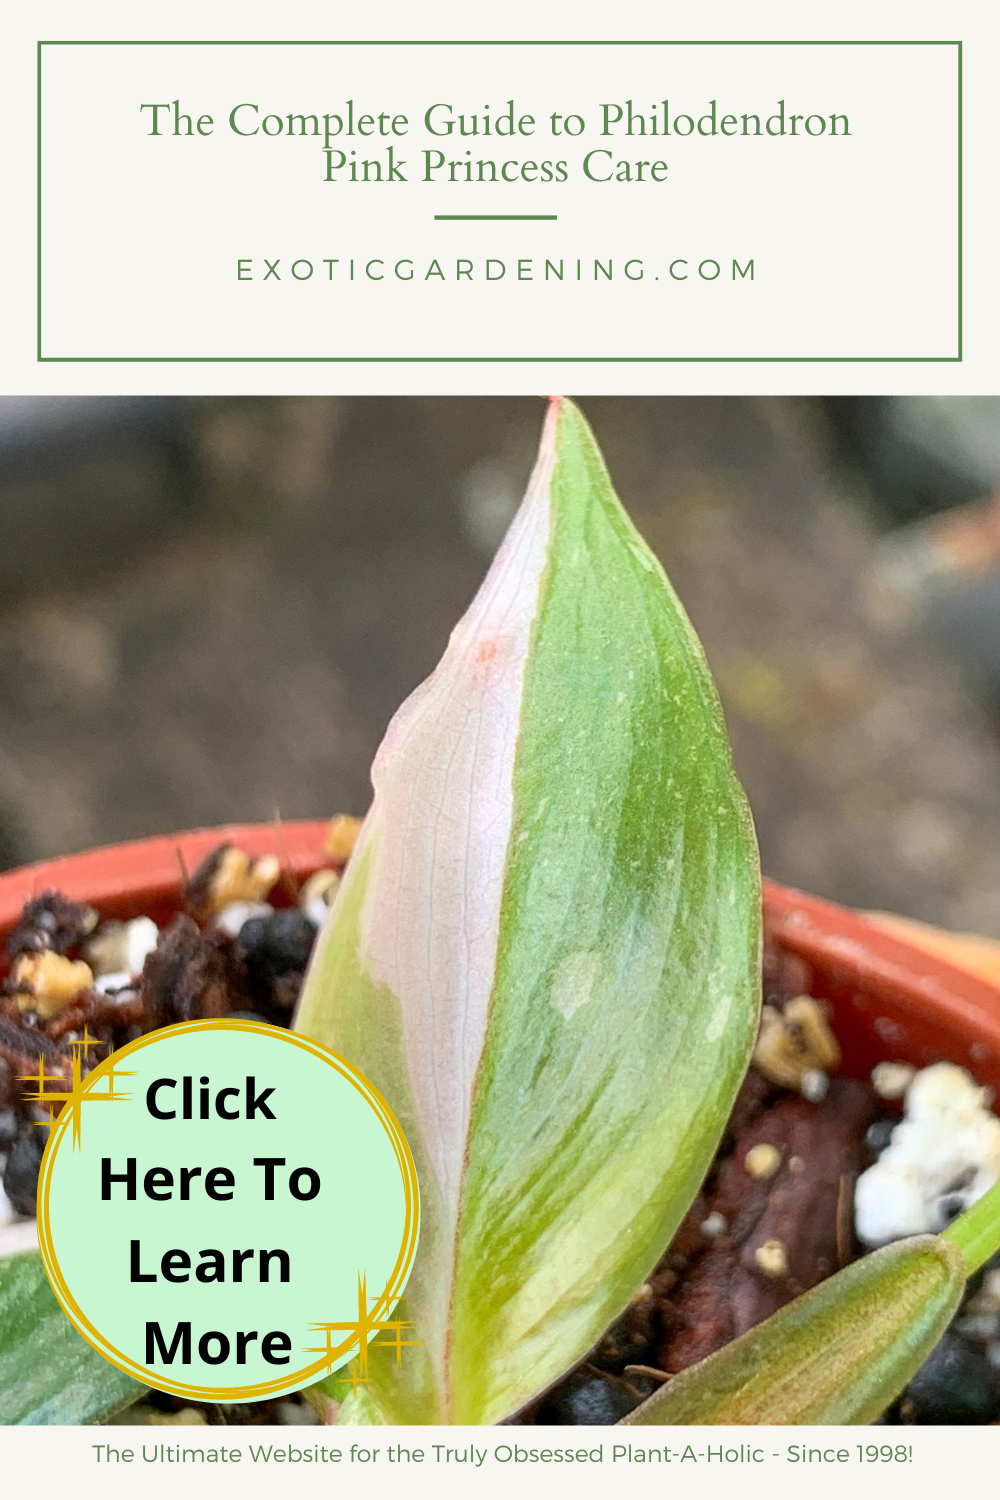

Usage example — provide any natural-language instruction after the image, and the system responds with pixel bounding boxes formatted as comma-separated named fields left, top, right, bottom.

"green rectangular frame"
left=36, top=39, right=963, bottom=363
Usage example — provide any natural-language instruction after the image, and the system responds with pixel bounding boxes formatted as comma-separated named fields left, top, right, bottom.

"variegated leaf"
left=296, top=398, right=760, bottom=1424
left=0, top=1250, right=145, bottom=1425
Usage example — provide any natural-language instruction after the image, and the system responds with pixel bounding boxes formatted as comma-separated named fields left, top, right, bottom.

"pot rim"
left=1, top=821, right=999, bottom=1076
left=764, top=880, right=1000, bottom=1082
left=0, top=820, right=335, bottom=930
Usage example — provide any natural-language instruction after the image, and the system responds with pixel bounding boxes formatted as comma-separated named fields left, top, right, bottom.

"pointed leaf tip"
left=622, top=1236, right=966, bottom=1426
left=297, top=399, right=760, bottom=1423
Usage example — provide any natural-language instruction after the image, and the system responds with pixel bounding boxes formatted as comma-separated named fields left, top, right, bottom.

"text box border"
left=36, top=39, right=964, bottom=363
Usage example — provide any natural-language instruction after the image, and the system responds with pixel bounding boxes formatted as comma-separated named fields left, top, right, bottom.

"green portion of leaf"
left=335, top=1386, right=389, bottom=1424
left=447, top=400, right=760, bottom=1422
left=0, top=1250, right=145, bottom=1425
left=297, top=398, right=760, bottom=1424
left=622, top=1237, right=965, bottom=1426
left=943, top=1172, right=1000, bottom=1274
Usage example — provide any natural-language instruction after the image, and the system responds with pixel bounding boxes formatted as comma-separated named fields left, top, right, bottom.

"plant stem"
left=942, top=1173, right=1000, bottom=1274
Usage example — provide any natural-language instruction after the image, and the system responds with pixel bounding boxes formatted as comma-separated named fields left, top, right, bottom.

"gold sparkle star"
left=304, top=1271, right=421, bottom=1379
left=18, top=1030, right=133, bottom=1149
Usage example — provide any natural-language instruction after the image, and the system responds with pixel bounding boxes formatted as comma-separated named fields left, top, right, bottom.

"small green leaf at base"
left=942, top=1172, right=1000, bottom=1275
left=0, top=1250, right=146, bottom=1425
left=621, top=1236, right=966, bottom=1426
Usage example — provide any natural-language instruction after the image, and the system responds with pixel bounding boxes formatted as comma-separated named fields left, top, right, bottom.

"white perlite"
left=0, top=1216, right=39, bottom=1257
left=855, top=1062, right=1000, bottom=1247
left=87, top=916, right=159, bottom=977
left=213, top=901, right=274, bottom=939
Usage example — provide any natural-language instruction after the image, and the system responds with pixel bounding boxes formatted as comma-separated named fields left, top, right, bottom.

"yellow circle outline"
left=37, top=1019, right=420, bottom=1402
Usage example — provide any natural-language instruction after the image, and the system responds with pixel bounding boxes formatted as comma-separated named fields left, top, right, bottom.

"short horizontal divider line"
left=433, top=214, right=558, bottom=221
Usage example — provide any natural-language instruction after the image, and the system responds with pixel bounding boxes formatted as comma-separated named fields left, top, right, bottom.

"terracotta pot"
left=2, top=824, right=1000, bottom=1092
left=764, top=881, right=1000, bottom=1094
left=0, top=821, right=332, bottom=934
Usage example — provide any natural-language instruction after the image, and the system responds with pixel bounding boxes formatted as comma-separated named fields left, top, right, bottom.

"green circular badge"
left=37, top=1021, right=419, bottom=1402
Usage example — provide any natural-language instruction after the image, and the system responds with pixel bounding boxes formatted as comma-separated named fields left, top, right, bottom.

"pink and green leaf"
left=296, top=398, right=760, bottom=1424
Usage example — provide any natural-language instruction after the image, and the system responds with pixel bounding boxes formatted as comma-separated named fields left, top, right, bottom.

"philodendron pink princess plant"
left=296, top=397, right=1000, bottom=1427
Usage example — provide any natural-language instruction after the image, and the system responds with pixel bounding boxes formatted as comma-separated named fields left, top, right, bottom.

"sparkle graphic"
left=305, top=1271, right=421, bottom=1385
left=337, top=1359, right=368, bottom=1398
left=19, top=1029, right=133, bottom=1148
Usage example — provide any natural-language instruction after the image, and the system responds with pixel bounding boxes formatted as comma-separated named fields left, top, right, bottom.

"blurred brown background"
left=3, top=394, right=1000, bottom=934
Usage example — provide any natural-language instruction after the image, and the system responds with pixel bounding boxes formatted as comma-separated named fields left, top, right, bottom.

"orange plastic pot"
left=1, top=824, right=1000, bottom=1092
left=0, top=821, right=332, bottom=935
left=764, top=882, right=1000, bottom=1094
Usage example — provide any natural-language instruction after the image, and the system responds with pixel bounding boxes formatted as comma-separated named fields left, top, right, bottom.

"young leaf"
left=941, top=1167, right=1000, bottom=1276
left=296, top=397, right=760, bottom=1424
left=620, top=1237, right=966, bottom=1426
left=0, top=1250, right=145, bottom=1425
left=623, top=1172, right=1000, bottom=1427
